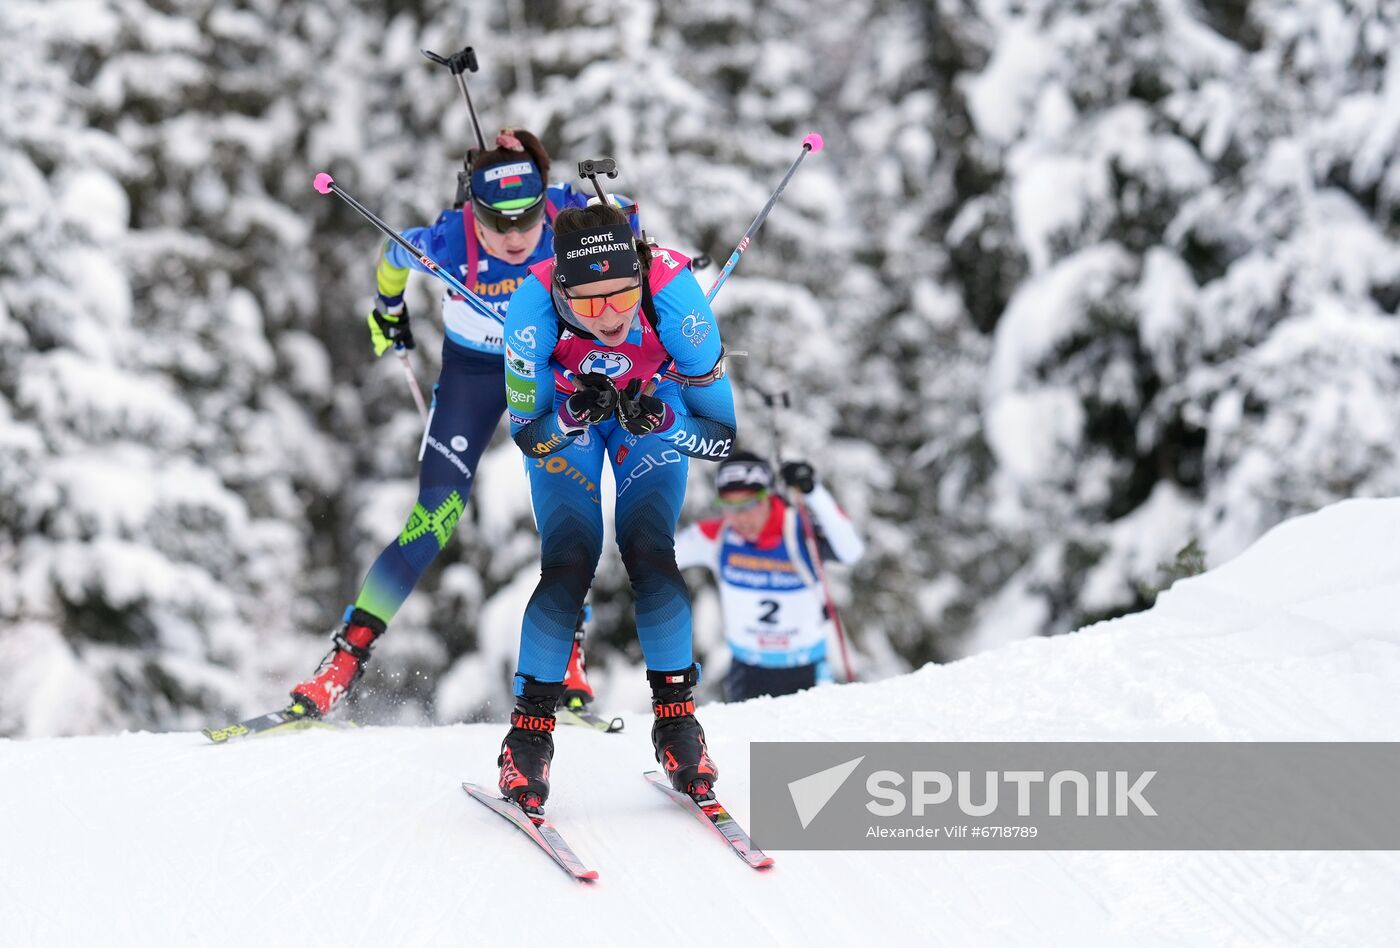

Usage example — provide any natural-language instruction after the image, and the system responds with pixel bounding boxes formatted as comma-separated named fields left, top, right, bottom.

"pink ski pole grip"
left=313, top=172, right=335, bottom=195
left=802, top=133, right=824, bottom=153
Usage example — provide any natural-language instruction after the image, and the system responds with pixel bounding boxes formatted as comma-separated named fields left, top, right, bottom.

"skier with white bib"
left=675, top=451, right=864, bottom=701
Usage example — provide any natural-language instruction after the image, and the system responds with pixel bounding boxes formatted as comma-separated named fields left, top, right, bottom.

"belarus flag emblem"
left=501, top=175, right=523, bottom=188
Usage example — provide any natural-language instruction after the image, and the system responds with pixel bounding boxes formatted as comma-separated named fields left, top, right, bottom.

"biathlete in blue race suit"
left=288, top=130, right=611, bottom=720
left=496, top=202, right=736, bottom=810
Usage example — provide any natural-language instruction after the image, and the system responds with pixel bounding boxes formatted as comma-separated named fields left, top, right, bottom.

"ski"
left=643, top=770, right=774, bottom=869
left=556, top=704, right=624, bottom=733
left=201, top=704, right=351, bottom=744
left=462, top=783, right=599, bottom=882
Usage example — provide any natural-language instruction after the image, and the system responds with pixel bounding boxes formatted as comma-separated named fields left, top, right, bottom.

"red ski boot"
left=562, top=619, right=595, bottom=713
left=290, top=608, right=386, bottom=718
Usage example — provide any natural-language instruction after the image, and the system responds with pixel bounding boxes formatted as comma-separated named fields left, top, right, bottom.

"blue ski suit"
left=503, top=248, right=736, bottom=681
left=352, top=185, right=602, bottom=623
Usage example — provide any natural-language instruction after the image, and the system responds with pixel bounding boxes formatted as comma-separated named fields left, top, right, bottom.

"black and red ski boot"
left=649, top=665, right=719, bottom=799
left=290, top=607, right=386, bottom=718
left=562, top=610, right=595, bottom=713
left=497, top=676, right=565, bottom=813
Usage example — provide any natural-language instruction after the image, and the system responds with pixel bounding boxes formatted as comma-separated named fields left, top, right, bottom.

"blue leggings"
left=517, top=419, right=693, bottom=681
left=353, top=341, right=503, bottom=622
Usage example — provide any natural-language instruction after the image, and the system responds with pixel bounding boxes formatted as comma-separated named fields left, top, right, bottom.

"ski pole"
left=758, top=386, right=856, bottom=684
left=421, top=47, right=487, bottom=154
left=795, top=488, right=856, bottom=684
left=396, top=348, right=429, bottom=420
left=312, top=172, right=502, bottom=325
left=708, top=133, right=822, bottom=300
left=644, top=133, right=824, bottom=393
left=315, top=172, right=454, bottom=420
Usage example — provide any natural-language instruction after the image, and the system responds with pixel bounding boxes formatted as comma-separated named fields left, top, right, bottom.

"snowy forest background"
left=6, top=0, right=1400, bottom=736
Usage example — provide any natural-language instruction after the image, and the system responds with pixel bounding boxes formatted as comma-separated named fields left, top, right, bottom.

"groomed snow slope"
left=4, top=499, right=1400, bottom=946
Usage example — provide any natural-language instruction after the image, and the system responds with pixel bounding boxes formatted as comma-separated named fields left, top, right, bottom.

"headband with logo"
left=553, top=224, right=640, bottom=289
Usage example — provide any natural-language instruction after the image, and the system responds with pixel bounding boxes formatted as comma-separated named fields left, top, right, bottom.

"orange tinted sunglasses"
left=563, top=285, right=643, bottom=319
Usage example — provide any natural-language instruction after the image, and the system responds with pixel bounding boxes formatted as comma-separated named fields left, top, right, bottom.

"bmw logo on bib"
left=578, top=350, right=633, bottom=379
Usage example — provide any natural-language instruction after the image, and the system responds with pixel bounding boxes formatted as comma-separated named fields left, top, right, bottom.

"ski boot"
left=289, top=607, right=386, bottom=718
left=498, top=676, right=565, bottom=813
left=649, top=664, right=719, bottom=799
left=562, top=609, right=595, bottom=713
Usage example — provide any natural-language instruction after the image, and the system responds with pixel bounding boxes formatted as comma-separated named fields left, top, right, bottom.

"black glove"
left=368, top=298, right=414, bottom=355
left=559, top=372, right=619, bottom=430
left=780, top=460, right=816, bottom=494
left=617, top=379, right=672, bottom=436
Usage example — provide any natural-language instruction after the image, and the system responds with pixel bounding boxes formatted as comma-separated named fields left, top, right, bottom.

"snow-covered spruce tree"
left=817, top=0, right=1014, bottom=668
left=1160, top=1, right=1400, bottom=564
left=0, top=0, right=346, bottom=734
left=947, top=0, right=1400, bottom=644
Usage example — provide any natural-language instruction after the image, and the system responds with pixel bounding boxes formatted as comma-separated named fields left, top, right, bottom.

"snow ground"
left=3, top=499, right=1399, bottom=946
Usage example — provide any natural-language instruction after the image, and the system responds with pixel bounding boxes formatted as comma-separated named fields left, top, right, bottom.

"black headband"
left=554, top=224, right=640, bottom=288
